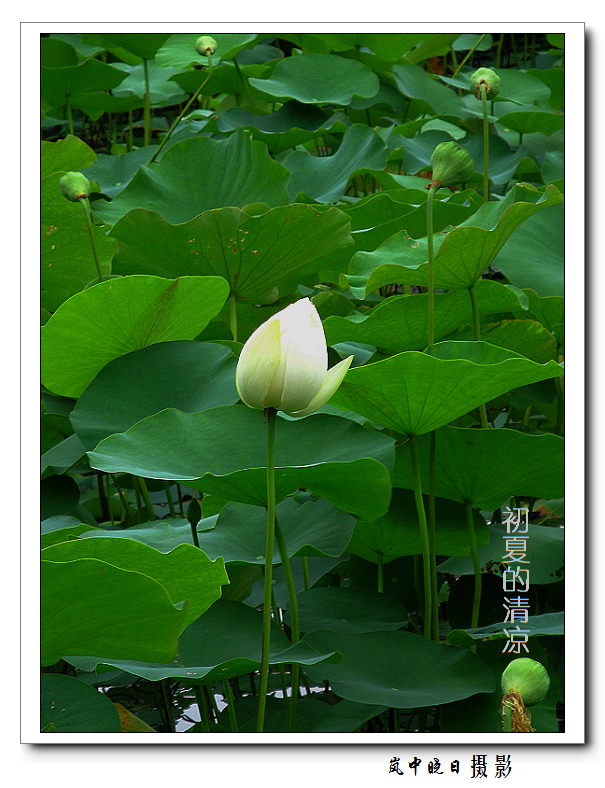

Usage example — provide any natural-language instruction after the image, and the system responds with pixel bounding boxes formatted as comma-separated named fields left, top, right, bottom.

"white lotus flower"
left=236, top=297, right=353, bottom=417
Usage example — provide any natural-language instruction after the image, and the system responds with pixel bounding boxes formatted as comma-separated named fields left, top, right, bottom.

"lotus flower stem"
left=256, top=407, right=278, bottom=733
left=137, top=476, right=156, bottom=521
left=78, top=198, right=104, bottom=283
left=480, top=83, right=490, bottom=202
left=66, top=96, right=74, bottom=136
left=162, top=481, right=176, bottom=517
left=223, top=680, right=239, bottom=732
left=143, top=59, right=151, bottom=147
left=376, top=550, right=384, bottom=594
left=469, top=285, right=489, bottom=429
left=149, top=61, right=214, bottom=165
left=109, top=473, right=134, bottom=525
left=428, top=431, right=439, bottom=641
left=426, top=183, right=437, bottom=347
left=501, top=696, right=514, bottom=732
left=193, top=686, right=211, bottom=732
left=426, top=185, right=440, bottom=640
left=465, top=499, right=482, bottom=647
left=409, top=434, right=433, bottom=639
left=451, top=34, right=487, bottom=78
left=274, top=518, right=300, bottom=731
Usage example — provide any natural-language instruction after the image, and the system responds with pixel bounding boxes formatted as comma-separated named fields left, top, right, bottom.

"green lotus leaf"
left=41, top=275, right=230, bottom=398
left=330, top=341, right=564, bottom=436
left=92, top=131, right=290, bottom=226
left=42, top=536, right=228, bottom=629
left=109, top=203, right=353, bottom=301
left=87, top=406, right=394, bottom=520
left=249, top=53, right=379, bottom=105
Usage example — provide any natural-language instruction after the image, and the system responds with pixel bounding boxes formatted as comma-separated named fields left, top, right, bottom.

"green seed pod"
left=195, top=36, right=218, bottom=57
left=470, top=67, right=501, bottom=100
left=59, top=171, right=91, bottom=202
left=501, top=658, right=550, bottom=707
left=430, top=141, right=475, bottom=188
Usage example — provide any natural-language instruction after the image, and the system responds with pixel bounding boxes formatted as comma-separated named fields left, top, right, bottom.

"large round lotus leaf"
left=156, top=33, right=258, bottom=69
left=41, top=56, right=127, bottom=108
left=108, top=204, right=353, bottom=302
left=461, top=133, right=527, bottom=186
left=41, top=674, right=121, bottom=733
left=87, top=406, right=394, bottom=520
left=42, top=536, right=228, bottom=629
left=41, top=36, right=79, bottom=67
left=444, top=318, right=558, bottom=364
left=290, top=586, right=409, bottom=635
left=348, top=488, right=489, bottom=564
left=330, top=341, right=564, bottom=436
left=42, top=134, right=97, bottom=178
left=200, top=497, right=355, bottom=564
left=41, top=557, right=188, bottom=666
left=109, top=60, right=187, bottom=107
left=82, top=33, right=172, bottom=61
left=41, top=136, right=116, bottom=312
left=519, top=289, right=564, bottom=332
left=41, top=433, right=87, bottom=477
left=249, top=53, right=379, bottom=105
left=496, top=107, right=565, bottom=137
left=216, top=101, right=348, bottom=155
left=41, top=275, right=230, bottom=398
left=304, top=629, right=494, bottom=708
left=392, top=425, right=564, bottom=511
left=318, top=189, right=476, bottom=279
left=65, top=599, right=341, bottom=684
left=438, top=522, right=564, bottom=586
left=324, top=280, right=527, bottom=355
left=393, top=62, right=472, bottom=118
left=82, top=516, right=219, bottom=553
left=41, top=169, right=115, bottom=312
left=344, top=183, right=562, bottom=297
left=82, top=146, right=156, bottom=198
left=281, top=124, right=387, bottom=203
left=92, top=130, right=290, bottom=227
left=447, top=611, right=564, bottom=649
left=493, top=203, right=564, bottom=297
left=70, top=340, right=238, bottom=450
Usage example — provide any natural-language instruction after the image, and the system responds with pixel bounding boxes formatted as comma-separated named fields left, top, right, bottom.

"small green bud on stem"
left=429, top=141, right=475, bottom=189
left=59, top=171, right=91, bottom=202
left=195, top=36, right=218, bottom=57
left=500, top=658, right=551, bottom=733
left=470, top=67, right=501, bottom=100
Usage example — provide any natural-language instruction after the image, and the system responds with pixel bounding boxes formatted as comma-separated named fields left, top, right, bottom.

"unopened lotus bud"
left=236, top=298, right=353, bottom=418
left=470, top=67, right=501, bottom=100
left=195, top=36, right=218, bottom=57
left=430, top=141, right=475, bottom=188
left=501, top=658, right=550, bottom=706
left=59, top=171, right=91, bottom=202
left=186, top=497, right=202, bottom=528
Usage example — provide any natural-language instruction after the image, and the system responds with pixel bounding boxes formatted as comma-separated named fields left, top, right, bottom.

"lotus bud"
left=236, top=297, right=353, bottom=418
left=59, top=171, right=91, bottom=202
left=430, top=141, right=475, bottom=188
left=195, top=36, right=218, bottom=57
left=470, top=67, right=501, bottom=100
left=501, top=657, right=550, bottom=706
